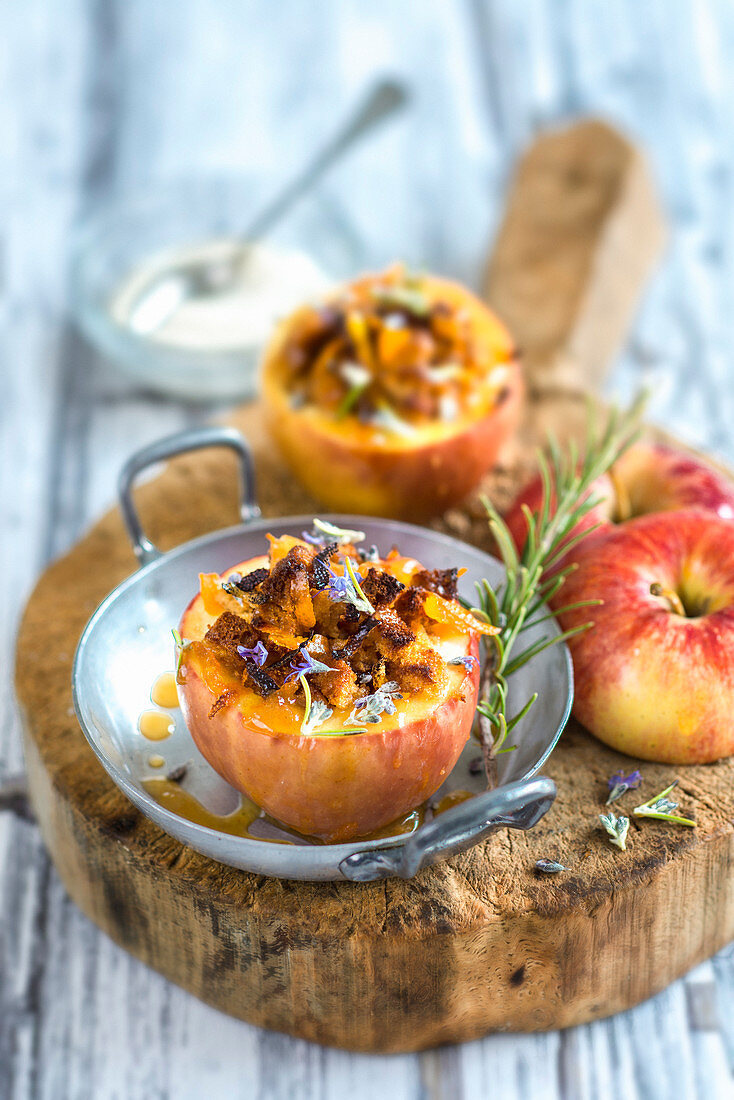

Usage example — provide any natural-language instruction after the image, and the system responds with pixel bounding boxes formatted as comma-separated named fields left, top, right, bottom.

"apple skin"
left=613, top=441, right=734, bottom=520
left=261, top=274, right=523, bottom=520
left=556, top=509, right=734, bottom=764
left=504, top=441, right=734, bottom=563
left=178, top=636, right=480, bottom=842
left=263, top=370, right=523, bottom=519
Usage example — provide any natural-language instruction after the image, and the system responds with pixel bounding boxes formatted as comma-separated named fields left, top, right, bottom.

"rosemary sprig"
left=473, top=394, right=645, bottom=778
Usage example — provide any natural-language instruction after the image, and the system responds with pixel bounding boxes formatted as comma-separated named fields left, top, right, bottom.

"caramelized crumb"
left=205, top=612, right=260, bottom=662
left=360, top=567, right=405, bottom=609
left=412, top=568, right=460, bottom=600
left=208, top=689, right=238, bottom=718
left=232, top=567, right=268, bottom=593
left=197, top=534, right=469, bottom=721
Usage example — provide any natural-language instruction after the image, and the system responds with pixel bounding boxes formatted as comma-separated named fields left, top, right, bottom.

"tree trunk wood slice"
left=17, top=121, right=726, bottom=1054
left=15, top=398, right=734, bottom=1052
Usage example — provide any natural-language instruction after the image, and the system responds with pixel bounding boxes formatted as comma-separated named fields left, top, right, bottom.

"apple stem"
left=650, top=581, right=686, bottom=617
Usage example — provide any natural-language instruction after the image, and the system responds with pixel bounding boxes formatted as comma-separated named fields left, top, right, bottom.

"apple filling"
left=275, top=264, right=516, bottom=435
left=180, top=525, right=493, bottom=738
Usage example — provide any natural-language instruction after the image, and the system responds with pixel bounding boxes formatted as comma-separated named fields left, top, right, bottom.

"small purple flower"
left=325, top=559, right=373, bottom=614
left=448, top=655, right=478, bottom=672
left=327, top=562, right=352, bottom=601
left=302, top=530, right=325, bottom=545
left=606, top=769, right=642, bottom=805
left=237, top=641, right=268, bottom=667
left=284, top=647, right=333, bottom=682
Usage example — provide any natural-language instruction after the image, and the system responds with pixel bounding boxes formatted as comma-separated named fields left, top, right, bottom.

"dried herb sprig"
left=473, top=394, right=645, bottom=776
left=632, top=781, right=696, bottom=827
left=599, top=811, right=630, bottom=851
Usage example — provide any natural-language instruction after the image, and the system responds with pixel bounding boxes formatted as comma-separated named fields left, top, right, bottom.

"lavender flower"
left=236, top=641, right=269, bottom=667
left=326, top=559, right=374, bottom=615
left=302, top=518, right=366, bottom=546
left=448, top=655, right=478, bottom=672
left=606, top=768, right=643, bottom=805
left=632, top=781, right=696, bottom=827
left=301, top=699, right=334, bottom=735
left=535, top=859, right=567, bottom=874
left=284, top=647, right=334, bottom=682
left=357, top=544, right=380, bottom=563
left=348, top=681, right=402, bottom=725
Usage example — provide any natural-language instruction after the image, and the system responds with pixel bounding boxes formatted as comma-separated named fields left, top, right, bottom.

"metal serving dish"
left=73, top=427, right=571, bottom=881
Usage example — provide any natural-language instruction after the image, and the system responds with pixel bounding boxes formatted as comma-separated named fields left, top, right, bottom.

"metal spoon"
left=126, top=79, right=409, bottom=337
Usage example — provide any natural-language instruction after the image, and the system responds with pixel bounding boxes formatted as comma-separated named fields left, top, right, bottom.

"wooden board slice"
left=16, top=397, right=734, bottom=1051
left=18, top=120, right=729, bottom=1054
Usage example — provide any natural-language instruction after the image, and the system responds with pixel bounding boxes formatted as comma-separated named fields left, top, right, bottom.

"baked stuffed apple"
left=261, top=264, right=523, bottom=520
left=176, top=521, right=493, bottom=841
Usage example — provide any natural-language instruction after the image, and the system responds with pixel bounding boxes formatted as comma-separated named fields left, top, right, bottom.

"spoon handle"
left=244, top=78, right=409, bottom=241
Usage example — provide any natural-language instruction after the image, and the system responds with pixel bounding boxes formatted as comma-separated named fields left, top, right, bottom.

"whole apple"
left=504, top=441, right=734, bottom=564
left=556, top=509, right=734, bottom=764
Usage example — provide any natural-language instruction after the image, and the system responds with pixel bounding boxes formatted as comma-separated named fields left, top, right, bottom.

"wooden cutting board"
left=18, top=120, right=734, bottom=1054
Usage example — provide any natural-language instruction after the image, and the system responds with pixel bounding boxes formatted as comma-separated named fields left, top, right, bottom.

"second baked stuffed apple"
left=261, top=264, right=523, bottom=519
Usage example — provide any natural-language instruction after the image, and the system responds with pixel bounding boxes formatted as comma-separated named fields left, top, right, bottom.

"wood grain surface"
left=5, top=1, right=734, bottom=1097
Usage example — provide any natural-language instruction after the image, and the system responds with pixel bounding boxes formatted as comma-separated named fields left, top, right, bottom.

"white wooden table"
left=3, top=2, right=734, bottom=1096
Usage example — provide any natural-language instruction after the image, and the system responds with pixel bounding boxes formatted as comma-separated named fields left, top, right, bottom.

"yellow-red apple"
left=505, top=440, right=734, bottom=564
left=556, top=509, right=734, bottom=764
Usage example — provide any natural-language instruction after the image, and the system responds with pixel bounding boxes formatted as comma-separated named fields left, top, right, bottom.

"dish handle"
left=338, top=776, right=556, bottom=881
left=118, top=426, right=261, bottom=566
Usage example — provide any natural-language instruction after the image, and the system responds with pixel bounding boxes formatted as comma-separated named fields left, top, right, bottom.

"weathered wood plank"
left=3, top=0, right=734, bottom=1095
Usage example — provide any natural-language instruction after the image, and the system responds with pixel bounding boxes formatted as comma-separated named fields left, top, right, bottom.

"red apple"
left=556, top=509, right=734, bottom=764
left=504, top=440, right=734, bottom=570
left=613, top=441, right=734, bottom=520
left=178, top=554, right=483, bottom=841
left=503, top=471, right=615, bottom=569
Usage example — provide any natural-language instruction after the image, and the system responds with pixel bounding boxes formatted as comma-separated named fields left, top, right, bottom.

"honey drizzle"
left=151, top=671, right=180, bottom=709
left=138, top=711, right=175, bottom=741
left=431, top=789, right=473, bottom=815
left=139, top=779, right=468, bottom=846
left=143, top=779, right=262, bottom=837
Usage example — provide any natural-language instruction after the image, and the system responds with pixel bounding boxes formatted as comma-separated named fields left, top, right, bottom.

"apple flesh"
left=556, top=509, right=734, bottom=764
left=178, top=556, right=482, bottom=841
